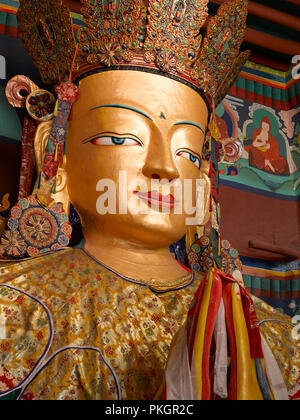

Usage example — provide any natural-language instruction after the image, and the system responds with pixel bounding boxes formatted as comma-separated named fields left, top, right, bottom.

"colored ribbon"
left=18, top=116, right=38, bottom=200
left=41, top=81, right=80, bottom=182
left=175, top=268, right=268, bottom=400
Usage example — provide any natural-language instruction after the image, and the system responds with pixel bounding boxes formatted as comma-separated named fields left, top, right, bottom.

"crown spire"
left=17, top=0, right=250, bottom=105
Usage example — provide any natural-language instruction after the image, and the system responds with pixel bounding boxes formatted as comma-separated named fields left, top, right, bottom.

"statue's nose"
left=142, top=141, right=180, bottom=183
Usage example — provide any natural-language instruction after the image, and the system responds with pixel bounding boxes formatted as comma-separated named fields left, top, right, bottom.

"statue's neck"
left=82, top=230, right=190, bottom=283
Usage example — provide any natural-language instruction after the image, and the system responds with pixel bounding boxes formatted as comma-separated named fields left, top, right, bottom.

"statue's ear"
left=34, top=121, right=70, bottom=214
left=186, top=159, right=211, bottom=251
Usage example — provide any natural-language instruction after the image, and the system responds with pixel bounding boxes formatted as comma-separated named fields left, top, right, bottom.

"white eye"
left=90, top=136, right=141, bottom=146
left=177, top=150, right=201, bottom=169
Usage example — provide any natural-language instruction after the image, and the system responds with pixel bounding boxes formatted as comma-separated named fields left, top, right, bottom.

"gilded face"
left=66, top=70, right=209, bottom=248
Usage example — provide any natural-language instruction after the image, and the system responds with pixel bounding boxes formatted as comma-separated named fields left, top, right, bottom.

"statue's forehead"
left=75, top=70, right=209, bottom=124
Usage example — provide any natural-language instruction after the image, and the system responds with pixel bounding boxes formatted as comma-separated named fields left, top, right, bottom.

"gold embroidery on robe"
left=0, top=248, right=201, bottom=400
left=253, top=295, right=300, bottom=393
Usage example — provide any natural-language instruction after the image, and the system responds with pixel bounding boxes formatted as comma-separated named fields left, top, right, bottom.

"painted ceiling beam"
left=248, top=53, right=290, bottom=72
left=63, top=0, right=82, bottom=14
left=248, top=239, right=300, bottom=259
left=246, top=27, right=300, bottom=56
left=283, top=0, right=300, bottom=6
left=212, top=0, right=300, bottom=32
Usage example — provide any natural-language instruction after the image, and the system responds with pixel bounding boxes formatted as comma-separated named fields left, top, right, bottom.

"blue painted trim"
left=81, top=248, right=194, bottom=294
left=240, top=255, right=300, bottom=271
left=174, top=121, right=205, bottom=134
left=89, top=104, right=153, bottom=121
left=219, top=179, right=300, bottom=202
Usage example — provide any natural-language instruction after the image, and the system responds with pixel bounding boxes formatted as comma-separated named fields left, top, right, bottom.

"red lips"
left=134, top=191, right=176, bottom=208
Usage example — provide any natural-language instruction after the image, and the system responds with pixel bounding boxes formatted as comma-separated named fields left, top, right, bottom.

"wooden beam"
left=246, top=27, right=300, bottom=56
left=212, top=0, right=300, bottom=32
left=248, top=53, right=290, bottom=71
left=249, top=240, right=300, bottom=259
left=248, top=1, right=300, bottom=32
left=63, top=0, right=82, bottom=14
left=283, top=0, right=300, bottom=6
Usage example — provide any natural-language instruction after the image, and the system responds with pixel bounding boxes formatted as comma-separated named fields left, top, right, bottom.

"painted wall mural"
left=217, top=96, right=300, bottom=200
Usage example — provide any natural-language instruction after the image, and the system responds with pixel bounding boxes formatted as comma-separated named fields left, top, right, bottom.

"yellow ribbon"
left=231, top=283, right=263, bottom=400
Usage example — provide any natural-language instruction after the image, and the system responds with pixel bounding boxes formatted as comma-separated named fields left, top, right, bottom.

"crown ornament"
left=17, top=0, right=250, bottom=106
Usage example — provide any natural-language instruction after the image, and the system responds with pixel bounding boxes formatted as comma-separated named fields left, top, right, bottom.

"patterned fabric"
left=242, top=257, right=300, bottom=318
left=252, top=295, right=300, bottom=396
left=0, top=248, right=200, bottom=400
left=0, top=248, right=298, bottom=400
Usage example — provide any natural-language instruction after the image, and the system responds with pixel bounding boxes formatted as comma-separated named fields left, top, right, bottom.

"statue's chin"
left=76, top=208, right=187, bottom=250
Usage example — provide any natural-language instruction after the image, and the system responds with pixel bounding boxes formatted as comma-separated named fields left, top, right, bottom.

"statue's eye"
left=176, top=150, right=201, bottom=169
left=89, top=136, right=142, bottom=146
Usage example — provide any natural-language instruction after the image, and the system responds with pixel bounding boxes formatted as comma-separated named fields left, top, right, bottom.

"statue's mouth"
left=133, top=191, right=177, bottom=208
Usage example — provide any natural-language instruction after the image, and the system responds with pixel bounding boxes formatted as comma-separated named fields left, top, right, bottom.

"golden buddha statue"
left=0, top=0, right=298, bottom=401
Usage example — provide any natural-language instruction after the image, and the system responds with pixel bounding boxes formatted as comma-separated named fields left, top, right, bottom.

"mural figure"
left=249, top=116, right=289, bottom=175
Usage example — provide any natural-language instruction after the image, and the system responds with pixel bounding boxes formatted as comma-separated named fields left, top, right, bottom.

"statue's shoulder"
left=252, top=294, right=300, bottom=397
left=0, top=247, right=86, bottom=286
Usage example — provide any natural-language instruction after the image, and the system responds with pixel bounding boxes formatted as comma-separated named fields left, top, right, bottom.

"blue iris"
left=112, top=137, right=125, bottom=145
left=189, top=152, right=201, bottom=169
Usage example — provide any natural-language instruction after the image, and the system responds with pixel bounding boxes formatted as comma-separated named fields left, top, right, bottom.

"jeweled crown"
left=17, top=0, right=249, bottom=105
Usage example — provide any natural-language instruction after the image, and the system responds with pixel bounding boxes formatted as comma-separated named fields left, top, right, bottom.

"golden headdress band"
left=17, top=0, right=250, bottom=106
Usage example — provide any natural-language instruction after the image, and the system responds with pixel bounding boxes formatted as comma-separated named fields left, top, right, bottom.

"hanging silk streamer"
left=18, top=117, right=38, bottom=200
left=165, top=268, right=272, bottom=400
left=41, top=81, right=80, bottom=183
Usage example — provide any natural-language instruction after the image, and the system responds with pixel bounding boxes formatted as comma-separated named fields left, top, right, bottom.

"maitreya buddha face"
left=65, top=70, right=210, bottom=248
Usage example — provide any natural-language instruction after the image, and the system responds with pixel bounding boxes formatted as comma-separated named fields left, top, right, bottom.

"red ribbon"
left=185, top=268, right=264, bottom=400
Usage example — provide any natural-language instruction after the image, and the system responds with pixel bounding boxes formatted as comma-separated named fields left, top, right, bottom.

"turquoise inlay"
left=243, top=64, right=288, bottom=83
left=0, top=0, right=20, bottom=8
left=76, top=237, right=87, bottom=250
left=89, top=104, right=153, bottom=121
left=6, top=12, right=17, bottom=26
left=174, top=121, right=204, bottom=134
left=0, top=389, right=21, bottom=401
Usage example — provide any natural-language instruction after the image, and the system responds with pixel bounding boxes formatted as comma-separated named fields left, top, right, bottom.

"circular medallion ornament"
left=188, top=236, right=243, bottom=276
left=144, top=51, right=155, bottom=64
left=26, top=90, right=56, bottom=122
left=5, top=75, right=39, bottom=108
left=122, top=50, right=135, bottom=62
left=97, top=43, right=123, bottom=67
left=0, top=230, right=26, bottom=257
left=0, top=195, right=72, bottom=258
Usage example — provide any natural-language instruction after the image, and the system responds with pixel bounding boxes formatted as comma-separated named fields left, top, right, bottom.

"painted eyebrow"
left=174, top=121, right=205, bottom=134
left=89, top=104, right=153, bottom=121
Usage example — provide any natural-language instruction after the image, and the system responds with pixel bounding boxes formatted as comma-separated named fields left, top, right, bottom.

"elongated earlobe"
left=186, top=160, right=211, bottom=250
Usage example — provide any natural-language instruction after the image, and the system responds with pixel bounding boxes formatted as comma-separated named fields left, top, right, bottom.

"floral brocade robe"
left=0, top=248, right=201, bottom=400
left=0, top=248, right=299, bottom=400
